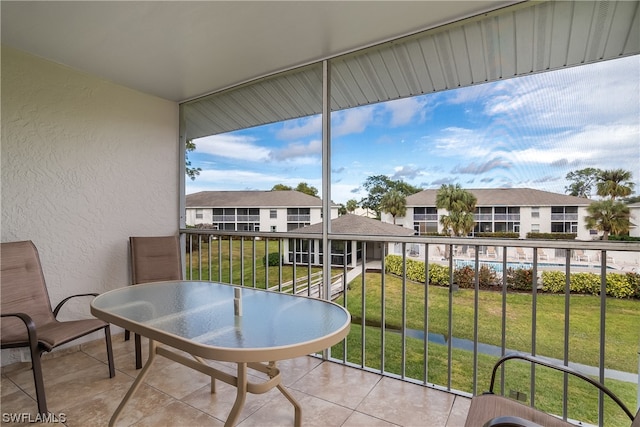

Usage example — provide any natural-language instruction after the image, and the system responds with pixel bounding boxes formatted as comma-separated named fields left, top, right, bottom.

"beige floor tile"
left=130, top=400, right=221, bottom=427
left=0, top=337, right=470, bottom=426
left=182, top=376, right=279, bottom=424
left=291, top=361, right=382, bottom=409
left=356, top=377, right=455, bottom=426
left=342, top=411, right=400, bottom=426
left=446, top=396, right=471, bottom=427
left=238, top=388, right=354, bottom=427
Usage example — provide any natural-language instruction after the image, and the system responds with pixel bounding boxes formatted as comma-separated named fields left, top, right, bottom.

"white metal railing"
left=180, top=228, right=640, bottom=426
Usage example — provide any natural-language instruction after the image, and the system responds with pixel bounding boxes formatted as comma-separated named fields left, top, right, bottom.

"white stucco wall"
left=1, top=47, right=179, bottom=365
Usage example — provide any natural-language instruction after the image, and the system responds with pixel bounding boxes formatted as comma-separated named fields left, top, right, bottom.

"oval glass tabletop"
left=91, top=281, right=351, bottom=362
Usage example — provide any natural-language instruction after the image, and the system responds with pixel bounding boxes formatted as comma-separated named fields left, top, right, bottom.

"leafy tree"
left=338, top=204, right=347, bottom=215
left=359, top=175, right=421, bottom=218
left=271, top=182, right=319, bottom=197
left=346, top=199, right=358, bottom=213
left=596, top=169, right=634, bottom=200
left=271, top=184, right=292, bottom=191
left=435, top=184, right=477, bottom=237
left=564, top=168, right=601, bottom=198
left=380, top=190, right=407, bottom=224
left=294, top=182, right=319, bottom=197
left=185, top=140, right=201, bottom=181
left=585, top=200, right=630, bottom=240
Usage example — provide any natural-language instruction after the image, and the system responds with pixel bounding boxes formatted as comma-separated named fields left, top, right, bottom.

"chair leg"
left=124, top=329, right=130, bottom=341
left=31, top=349, right=48, bottom=416
left=134, top=333, right=142, bottom=369
left=104, top=325, right=116, bottom=378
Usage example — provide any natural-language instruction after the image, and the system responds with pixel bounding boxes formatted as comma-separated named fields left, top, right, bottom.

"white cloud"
left=275, top=115, right=322, bottom=140
left=194, top=134, right=270, bottom=161
left=384, top=97, right=429, bottom=126
left=269, top=139, right=322, bottom=162
left=332, top=106, right=376, bottom=136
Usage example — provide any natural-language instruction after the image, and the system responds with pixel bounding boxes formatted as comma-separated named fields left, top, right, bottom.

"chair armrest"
left=1, top=312, right=39, bottom=349
left=483, top=416, right=543, bottom=427
left=52, top=293, right=99, bottom=317
left=488, top=353, right=635, bottom=422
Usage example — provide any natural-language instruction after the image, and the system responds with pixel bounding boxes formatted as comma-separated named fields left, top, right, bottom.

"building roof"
left=406, top=188, right=594, bottom=207
left=186, top=190, right=323, bottom=208
left=290, top=214, right=415, bottom=237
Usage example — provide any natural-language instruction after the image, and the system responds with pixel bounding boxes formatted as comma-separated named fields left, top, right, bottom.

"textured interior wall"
left=1, top=47, right=179, bottom=365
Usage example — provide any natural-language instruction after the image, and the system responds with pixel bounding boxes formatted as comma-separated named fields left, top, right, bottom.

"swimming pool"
left=453, top=259, right=611, bottom=272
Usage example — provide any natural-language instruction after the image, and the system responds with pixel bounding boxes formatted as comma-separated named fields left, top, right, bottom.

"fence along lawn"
left=332, top=272, right=639, bottom=426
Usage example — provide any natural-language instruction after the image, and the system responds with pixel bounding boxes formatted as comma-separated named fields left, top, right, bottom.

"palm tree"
left=584, top=200, right=630, bottom=240
left=435, top=184, right=477, bottom=260
left=380, top=190, right=406, bottom=224
left=346, top=199, right=358, bottom=213
left=596, top=169, right=634, bottom=200
left=435, top=184, right=477, bottom=236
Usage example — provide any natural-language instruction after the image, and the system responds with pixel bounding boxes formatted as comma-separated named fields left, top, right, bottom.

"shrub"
left=506, top=267, right=534, bottom=291
left=454, top=266, right=475, bottom=288
left=541, top=271, right=566, bottom=293
left=479, top=265, right=499, bottom=287
left=571, top=272, right=600, bottom=295
left=605, top=273, right=635, bottom=298
left=263, top=252, right=281, bottom=267
left=428, top=263, right=450, bottom=286
left=628, top=273, right=640, bottom=298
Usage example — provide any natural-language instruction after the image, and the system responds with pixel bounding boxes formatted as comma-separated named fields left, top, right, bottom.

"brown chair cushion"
left=130, top=236, right=182, bottom=284
left=464, top=395, right=573, bottom=427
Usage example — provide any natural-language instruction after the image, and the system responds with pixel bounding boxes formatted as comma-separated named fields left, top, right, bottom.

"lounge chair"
left=537, top=249, right=550, bottom=261
left=574, top=250, right=590, bottom=262
left=516, top=248, right=529, bottom=261
left=487, top=247, right=498, bottom=259
left=1, top=240, right=115, bottom=416
left=465, top=353, right=639, bottom=427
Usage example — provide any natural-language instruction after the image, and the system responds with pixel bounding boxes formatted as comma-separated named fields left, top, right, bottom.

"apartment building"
left=185, top=190, right=339, bottom=232
left=384, top=188, right=596, bottom=240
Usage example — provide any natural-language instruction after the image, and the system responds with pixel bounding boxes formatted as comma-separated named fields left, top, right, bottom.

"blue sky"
left=187, top=55, right=639, bottom=205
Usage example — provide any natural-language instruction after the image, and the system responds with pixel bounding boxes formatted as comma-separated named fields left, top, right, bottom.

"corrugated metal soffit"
left=182, top=0, right=640, bottom=141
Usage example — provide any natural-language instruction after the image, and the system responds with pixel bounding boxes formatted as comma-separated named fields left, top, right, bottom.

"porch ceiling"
left=182, top=0, right=640, bottom=140
left=0, top=1, right=515, bottom=102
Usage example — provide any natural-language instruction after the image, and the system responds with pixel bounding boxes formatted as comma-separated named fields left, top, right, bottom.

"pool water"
left=453, top=259, right=611, bottom=273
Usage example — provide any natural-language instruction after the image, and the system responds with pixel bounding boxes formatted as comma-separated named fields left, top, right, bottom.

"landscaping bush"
left=475, top=232, right=520, bottom=238
left=479, top=265, right=499, bottom=287
left=541, top=271, right=566, bottom=293
left=506, top=267, right=533, bottom=291
left=526, top=232, right=577, bottom=240
left=571, top=272, right=600, bottom=295
left=454, top=266, right=475, bottom=288
left=428, top=263, right=450, bottom=286
left=263, top=252, right=281, bottom=267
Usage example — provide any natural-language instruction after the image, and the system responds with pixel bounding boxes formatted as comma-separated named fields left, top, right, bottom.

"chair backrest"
left=129, top=236, right=183, bottom=284
left=1, top=241, right=56, bottom=338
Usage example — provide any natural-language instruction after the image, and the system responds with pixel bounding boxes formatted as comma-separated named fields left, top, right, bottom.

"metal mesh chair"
left=1, top=240, right=115, bottom=416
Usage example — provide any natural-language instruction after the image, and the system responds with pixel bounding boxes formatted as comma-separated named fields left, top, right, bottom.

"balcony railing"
left=180, top=229, right=640, bottom=426
left=551, top=214, right=579, bottom=221
left=287, top=214, right=311, bottom=221
left=413, top=214, right=438, bottom=221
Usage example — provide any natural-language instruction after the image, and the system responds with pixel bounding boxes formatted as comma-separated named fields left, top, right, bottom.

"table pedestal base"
left=109, top=339, right=302, bottom=427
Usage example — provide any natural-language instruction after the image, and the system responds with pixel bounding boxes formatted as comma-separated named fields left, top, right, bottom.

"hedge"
left=384, top=255, right=640, bottom=299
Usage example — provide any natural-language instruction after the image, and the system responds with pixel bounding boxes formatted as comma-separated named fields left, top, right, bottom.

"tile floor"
left=1, top=333, right=470, bottom=426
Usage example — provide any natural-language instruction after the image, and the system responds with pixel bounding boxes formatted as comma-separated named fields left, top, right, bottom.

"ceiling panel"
left=183, top=0, right=640, bottom=141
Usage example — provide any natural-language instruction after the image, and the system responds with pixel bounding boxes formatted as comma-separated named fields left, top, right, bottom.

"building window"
left=270, top=209, right=277, bottom=219
left=195, top=209, right=203, bottom=219
left=270, top=225, right=277, bottom=232
left=531, top=223, right=540, bottom=233
left=531, top=207, right=540, bottom=218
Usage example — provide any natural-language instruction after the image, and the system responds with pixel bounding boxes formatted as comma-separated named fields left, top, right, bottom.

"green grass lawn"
left=332, top=272, right=639, bottom=425
left=185, top=238, right=325, bottom=289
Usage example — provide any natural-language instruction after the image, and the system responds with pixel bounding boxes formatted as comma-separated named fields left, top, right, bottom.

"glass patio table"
left=91, top=280, right=351, bottom=427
